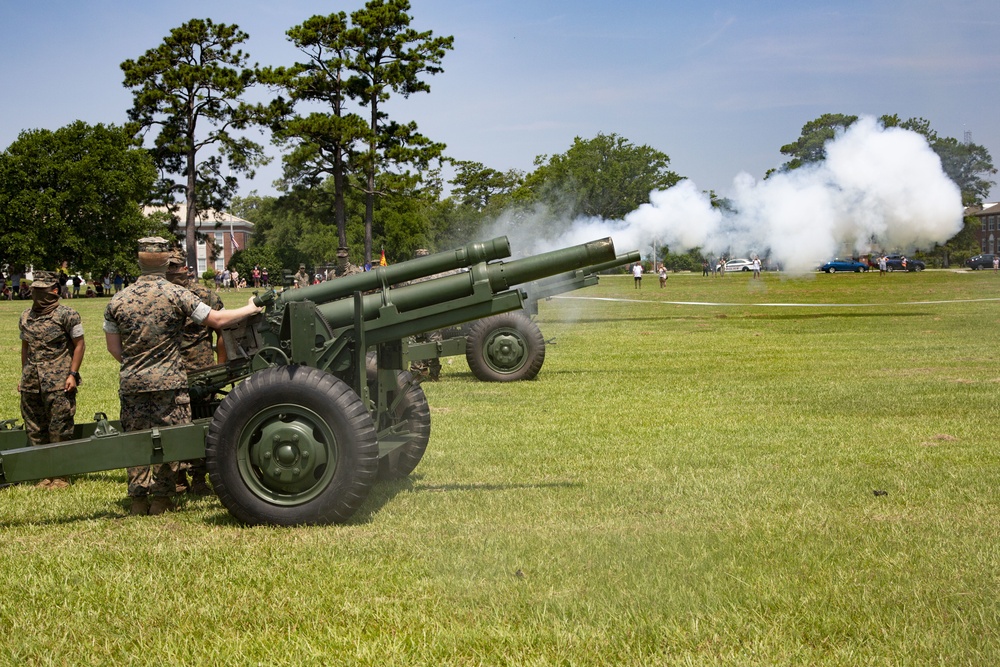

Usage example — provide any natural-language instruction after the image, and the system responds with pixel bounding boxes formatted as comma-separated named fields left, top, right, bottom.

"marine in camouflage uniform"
left=407, top=249, right=444, bottom=381
left=19, top=271, right=85, bottom=489
left=326, top=247, right=363, bottom=280
left=167, top=252, right=225, bottom=496
left=105, top=238, right=264, bottom=516
left=293, top=264, right=310, bottom=288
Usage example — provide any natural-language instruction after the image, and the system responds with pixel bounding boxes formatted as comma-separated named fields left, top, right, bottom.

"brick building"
left=144, top=205, right=254, bottom=274
left=966, top=202, right=1000, bottom=254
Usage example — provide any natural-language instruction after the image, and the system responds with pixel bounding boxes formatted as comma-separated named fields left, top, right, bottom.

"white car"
left=724, top=258, right=754, bottom=272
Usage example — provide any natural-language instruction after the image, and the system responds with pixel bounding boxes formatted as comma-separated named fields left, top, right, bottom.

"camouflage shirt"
left=103, top=275, right=211, bottom=393
left=19, top=305, right=84, bottom=393
left=180, top=281, right=223, bottom=371
left=294, top=270, right=310, bottom=288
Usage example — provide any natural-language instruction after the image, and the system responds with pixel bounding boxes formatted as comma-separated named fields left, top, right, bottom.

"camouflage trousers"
left=120, top=389, right=191, bottom=498
left=410, top=329, right=443, bottom=380
left=20, top=390, right=76, bottom=446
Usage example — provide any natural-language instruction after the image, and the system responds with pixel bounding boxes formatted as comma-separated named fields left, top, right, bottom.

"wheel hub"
left=245, top=411, right=330, bottom=495
left=484, top=331, right=526, bottom=370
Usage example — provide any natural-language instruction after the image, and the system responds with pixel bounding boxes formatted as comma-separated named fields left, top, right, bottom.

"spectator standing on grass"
left=993, top=256, right=999, bottom=272
left=878, top=254, right=887, bottom=277
left=658, top=264, right=668, bottom=288
left=104, top=237, right=264, bottom=516
left=752, top=257, right=761, bottom=279
left=113, top=273, right=123, bottom=294
left=702, top=261, right=710, bottom=277
left=18, top=270, right=85, bottom=489
left=71, top=274, right=82, bottom=298
left=261, top=267, right=269, bottom=287
left=632, top=262, right=643, bottom=289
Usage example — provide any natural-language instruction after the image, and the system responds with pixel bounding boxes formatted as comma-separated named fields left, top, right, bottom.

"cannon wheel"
left=465, top=311, right=545, bottom=382
left=206, top=365, right=378, bottom=526
left=365, top=355, right=431, bottom=480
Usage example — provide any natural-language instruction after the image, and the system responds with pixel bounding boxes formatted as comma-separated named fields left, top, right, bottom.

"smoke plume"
left=507, top=116, right=964, bottom=275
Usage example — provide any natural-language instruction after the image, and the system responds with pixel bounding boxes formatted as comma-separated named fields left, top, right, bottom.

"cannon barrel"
left=315, top=238, right=616, bottom=335
left=531, top=251, right=641, bottom=290
left=278, top=237, right=512, bottom=307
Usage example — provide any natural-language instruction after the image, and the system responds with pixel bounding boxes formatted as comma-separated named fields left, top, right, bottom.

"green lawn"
left=0, top=269, right=998, bottom=665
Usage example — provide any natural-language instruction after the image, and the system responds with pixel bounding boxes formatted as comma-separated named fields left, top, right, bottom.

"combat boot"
left=148, top=496, right=175, bottom=515
left=47, top=477, right=71, bottom=489
left=130, top=497, right=150, bottom=516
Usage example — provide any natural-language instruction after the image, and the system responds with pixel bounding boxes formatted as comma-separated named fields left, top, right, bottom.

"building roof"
left=143, top=205, right=254, bottom=231
left=965, top=203, right=1000, bottom=217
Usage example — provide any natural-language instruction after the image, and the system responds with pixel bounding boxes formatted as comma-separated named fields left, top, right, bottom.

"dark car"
left=965, top=254, right=996, bottom=270
left=820, top=258, right=869, bottom=273
left=884, top=255, right=925, bottom=272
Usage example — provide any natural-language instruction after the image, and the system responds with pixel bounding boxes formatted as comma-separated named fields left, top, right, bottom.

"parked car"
left=884, top=255, right=925, bottom=272
left=820, top=258, right=869, bottom=273
left=965, top=254, right=996, bottom=270
left=724, top=258, right=754, bottom=272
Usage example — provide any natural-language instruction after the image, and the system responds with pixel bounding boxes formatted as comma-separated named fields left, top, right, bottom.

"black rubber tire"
left=465, top=311, right=545, bottom=382
left=364, top=357, right=431, bottom=480
left=206, top=365, right=378, bottom=526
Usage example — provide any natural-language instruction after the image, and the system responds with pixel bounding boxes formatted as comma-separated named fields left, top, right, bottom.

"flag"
left=379, top=248, right=387, bottom=266
left=230, top=231, right=240, bottom=251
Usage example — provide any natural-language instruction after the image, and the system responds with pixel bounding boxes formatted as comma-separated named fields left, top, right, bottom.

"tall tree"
left=264, top=13, right=369, bottom=249
left=776, top=113, right=859, bottom=172
left=520, top=133, right=681, bottom=222
left=121, top=18, right=268, bottom=271
left=0, top=122, right=156, bottom=274
left=348, top=0, right=453, bottom=264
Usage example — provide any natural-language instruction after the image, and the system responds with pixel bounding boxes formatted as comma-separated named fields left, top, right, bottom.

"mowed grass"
left=0, top=269, right=998, bottom=665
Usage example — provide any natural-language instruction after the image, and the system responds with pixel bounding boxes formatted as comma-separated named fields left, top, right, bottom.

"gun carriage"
left=0, top=237, right=621, bottom=525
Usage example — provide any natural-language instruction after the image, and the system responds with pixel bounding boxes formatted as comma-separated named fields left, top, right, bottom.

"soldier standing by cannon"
left=17, top=270, right=85, bottom=489
left=166, top=248, right=226, bottom=496
left=293, top=264, right=310, bottom=289
left=103, top=237, right=264, bottom=516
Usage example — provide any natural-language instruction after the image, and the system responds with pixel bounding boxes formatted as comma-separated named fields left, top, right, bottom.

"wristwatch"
left=69, top=371, right=81, bottom=384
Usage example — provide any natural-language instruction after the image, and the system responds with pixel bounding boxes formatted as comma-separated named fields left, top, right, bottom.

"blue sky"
left=2, top=0, right=998, bottom=202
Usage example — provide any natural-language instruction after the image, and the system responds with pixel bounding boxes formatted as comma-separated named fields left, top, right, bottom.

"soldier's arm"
left=19, top=340, right=27, bottom=392
left=201, top=297, right=263, bottom=330
left=65, top=335, right=85, bottom=393
left=105, top=332, right=123, bottom=363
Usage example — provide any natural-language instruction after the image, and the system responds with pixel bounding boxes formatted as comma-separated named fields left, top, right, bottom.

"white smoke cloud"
left=514, top=116, right=964, bottom=275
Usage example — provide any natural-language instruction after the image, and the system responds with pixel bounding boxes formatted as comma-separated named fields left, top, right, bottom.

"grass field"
left=0, top=269, right=998, bottom=665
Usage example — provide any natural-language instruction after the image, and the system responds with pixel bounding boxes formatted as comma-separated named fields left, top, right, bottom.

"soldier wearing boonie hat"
left=165, top=246, right=226, bottom=496
left=104, top=237, right=264, bottom=516
left=18, top=269, right=86, bottom=489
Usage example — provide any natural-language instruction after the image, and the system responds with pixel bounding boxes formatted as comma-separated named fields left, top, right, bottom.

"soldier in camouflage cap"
left=293, top=264, right=310, bottom=288
left=327, top=246, right=363, bottom=280
left=104, top=237, right=264, bottom=516
left=18, top=270, right=86, bottom=489
left=166, top=248, right=226, bottom=496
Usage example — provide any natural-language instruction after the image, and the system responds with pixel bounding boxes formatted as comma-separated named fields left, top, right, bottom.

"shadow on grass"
left=413, top=480, right=582, bottom=493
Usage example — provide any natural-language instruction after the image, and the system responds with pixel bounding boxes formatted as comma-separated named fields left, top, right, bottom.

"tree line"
left=0, top=1, right=995, bottom=280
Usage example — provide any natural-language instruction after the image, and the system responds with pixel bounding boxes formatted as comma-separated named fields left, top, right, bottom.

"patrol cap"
left=30, top=270, right=59, bottom=289
left=414, top=248, right=430, bottom=257
left=336, top=247, right=350, bottom=258
left=138, top=236, right=171, bottom=253
left=299, top=263, right=306, bottom=270
left=167, top=247, right=186, bottom=267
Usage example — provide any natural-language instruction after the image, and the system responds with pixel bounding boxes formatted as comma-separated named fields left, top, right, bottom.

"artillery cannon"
left=0, top=237, right=618, bottom=526
left=410, top=251, right=640, bottom=382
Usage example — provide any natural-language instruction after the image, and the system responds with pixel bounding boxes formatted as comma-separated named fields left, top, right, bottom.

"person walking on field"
left=18, top=271, right=85, bottom=489
left=632, top=262, right=643, bottom=289
left=104, top=237, right=263, bottom=516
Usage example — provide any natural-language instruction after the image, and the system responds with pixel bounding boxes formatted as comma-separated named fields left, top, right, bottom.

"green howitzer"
left=408, top=251, right=640, bottom=382
left=0, top=236, right=618, bottom=526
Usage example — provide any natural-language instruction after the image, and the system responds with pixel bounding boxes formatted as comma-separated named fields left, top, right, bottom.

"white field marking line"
left=554, top=296, right=1000, bottom=308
